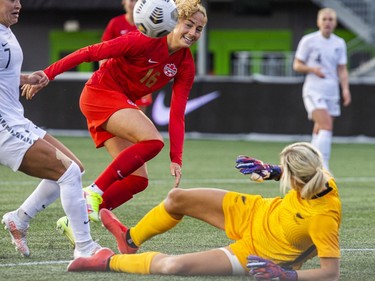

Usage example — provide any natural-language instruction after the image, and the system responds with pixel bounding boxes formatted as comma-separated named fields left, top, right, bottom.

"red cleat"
left=99, top=208, right=139, bottom=254
left=67, top=247, right=115, bottom=272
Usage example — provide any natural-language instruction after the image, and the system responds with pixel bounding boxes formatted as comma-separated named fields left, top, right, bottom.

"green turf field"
left=0, top=137, right=374, bottom=280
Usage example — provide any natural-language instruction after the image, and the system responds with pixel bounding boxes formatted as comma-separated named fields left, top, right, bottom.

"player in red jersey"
left=101, top=0, right=138, bottom=42
left=100, top=0, right=153, bottom=113
left=23, top=0, right=207, bottom=228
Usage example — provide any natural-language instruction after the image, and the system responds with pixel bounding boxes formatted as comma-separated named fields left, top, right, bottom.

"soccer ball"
left=133, top=0, right=178, bottom=38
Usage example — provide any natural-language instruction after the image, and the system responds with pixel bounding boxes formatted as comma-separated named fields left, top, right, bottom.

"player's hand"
left=21, top=71, right=49, bottom=100
left=310, top=67, right=325, bottom=78
left=235, top=156, right=282, bottom=182
left=247, top=255, right=297, bottom=281
left=21, top=84, right=44, bottom=100
left=342, top=89, right=351, bottom=107
left=170, top=162, right=182, bottom=188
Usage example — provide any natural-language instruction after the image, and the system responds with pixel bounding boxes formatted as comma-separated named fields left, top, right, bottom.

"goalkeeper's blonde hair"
left=279, top=142, right=328, bottom=199
left=174, top=0, right=207, bottom=25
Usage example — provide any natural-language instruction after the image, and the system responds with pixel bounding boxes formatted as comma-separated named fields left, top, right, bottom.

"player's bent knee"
left=56, top=161, right=82, bottom=185
left=128, top=175, right=148, bottom=194
left=152, top=138, right=164, bottom=150
left=164, top=188, right=187, bottom=211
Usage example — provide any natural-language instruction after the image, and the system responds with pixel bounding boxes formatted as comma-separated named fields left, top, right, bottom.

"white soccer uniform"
left=1, top=25, right=97, bottom=254
left=0, top=24, right=46, bottom=171
left=295, top=31, right=347, bottom=119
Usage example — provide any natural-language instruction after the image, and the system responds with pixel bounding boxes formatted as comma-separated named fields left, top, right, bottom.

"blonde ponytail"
left=279, top=142, right=328, bottom=199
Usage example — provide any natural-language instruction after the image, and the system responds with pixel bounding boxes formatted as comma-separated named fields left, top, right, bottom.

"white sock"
left=57, top=162, right=92, bottom=244
left=315, top=130, right=332, bottom=170
left=87, top=183, right=103, bottom=196
left=18, top=179, right=60, bottom=223
left=311, top=133, right=318, bottom=148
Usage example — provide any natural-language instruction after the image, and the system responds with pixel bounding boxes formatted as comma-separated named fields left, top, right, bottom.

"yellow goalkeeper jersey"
left=225, top=176, right=341, bottom=270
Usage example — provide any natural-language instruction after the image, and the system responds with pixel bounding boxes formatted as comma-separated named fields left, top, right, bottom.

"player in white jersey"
left=293, top=8, right=351, bottom=170
left=0, top=0, right=100, bottom=258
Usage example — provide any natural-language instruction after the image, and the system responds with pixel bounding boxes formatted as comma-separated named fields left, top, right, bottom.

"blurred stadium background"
left=16, top=0, right=375, bottom=141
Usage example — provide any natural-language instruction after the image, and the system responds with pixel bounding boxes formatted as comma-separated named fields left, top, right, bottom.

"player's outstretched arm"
left=248, top=255, right=340, bottom=281
left=235, top=155, right=282, bottom=182
left=20, top=71, right=50, bottom=100
left=170, top=162, right=182, bottom=188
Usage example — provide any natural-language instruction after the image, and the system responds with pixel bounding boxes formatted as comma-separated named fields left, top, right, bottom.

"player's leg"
left=18, top=133, right=99, bottom=257
left=101, top=188, right=227, bottom=253
left=42, top=135, right=93, bottom=247
left=311, top=109, right=333, bottom=170
left=100, top=136, right=149, bottom=210
left=84, top=135, right=150, bottom=221
left=149, top=247, right=244, bottom=275
left=1, top=125, right=61, bottom=256
left=43, top=133, right=84, bottom=172
left=18, top=133, right=85, bottom=222
left=94, top=108, right=164, bottom=190
left=79, top=87, right=163, bottom=219
left=83, top=108, right=163, bottom=221
left=68, top=246, right=246, bottom=276
left=303, top=94, right=334, bottom=170
left=130, top=188, right=227, bottom=247
left=100, top=174, right=148, bottom=210
left=164, top=188, right=227, bottom=228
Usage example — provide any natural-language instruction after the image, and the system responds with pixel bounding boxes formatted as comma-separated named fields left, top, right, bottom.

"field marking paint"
left=0, top=260, right=70, bottom=267
left=0, top=249, right=374, bottom=267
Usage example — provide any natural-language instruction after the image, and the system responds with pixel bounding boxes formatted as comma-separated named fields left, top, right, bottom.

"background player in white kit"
left=293, top=7, right=351, bottom=170
left=0, top=0, right=100, bottom=258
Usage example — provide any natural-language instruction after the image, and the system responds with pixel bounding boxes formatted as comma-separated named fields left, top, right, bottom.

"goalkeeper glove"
left=247, top=255, right=297, bottom=281
left=235, top=156, right=282, bottom=182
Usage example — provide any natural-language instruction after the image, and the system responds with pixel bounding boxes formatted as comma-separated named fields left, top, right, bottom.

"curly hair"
left=174, top=0, right=207, bottom=24
left=279, top=142, right=328, bottom=199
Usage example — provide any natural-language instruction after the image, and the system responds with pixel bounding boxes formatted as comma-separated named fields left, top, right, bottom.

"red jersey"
left=101, top=14, right=137, bottom=41
left=44, top=32, right=196, bottom=165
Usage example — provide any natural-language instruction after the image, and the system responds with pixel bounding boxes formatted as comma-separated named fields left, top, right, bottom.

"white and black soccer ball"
left=133, top=0, right=178, bottom=38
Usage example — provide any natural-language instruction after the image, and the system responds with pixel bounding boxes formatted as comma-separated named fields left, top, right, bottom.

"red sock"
left=100, top=175, right=148, bottom=210
left=95, top=140, right=163, bottom=191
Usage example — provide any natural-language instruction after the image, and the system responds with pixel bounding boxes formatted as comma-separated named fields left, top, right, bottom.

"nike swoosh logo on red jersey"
left=148, top=59, right=158, bottom=64
left=151, top=90, right=220, bottom=126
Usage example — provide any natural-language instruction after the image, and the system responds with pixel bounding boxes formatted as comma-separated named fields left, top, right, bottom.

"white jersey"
left=295, top=31, right=347, bottom=99
left=0, top=24, right=47, bottom=171
left=0, top=24, right=26, bottom=128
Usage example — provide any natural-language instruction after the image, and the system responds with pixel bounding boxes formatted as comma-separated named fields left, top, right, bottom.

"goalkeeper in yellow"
left=68, top=142, right=341, bottom=281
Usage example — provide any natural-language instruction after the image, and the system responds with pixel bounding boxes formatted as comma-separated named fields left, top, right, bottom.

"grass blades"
left=0, top=137, right=374, bottom=280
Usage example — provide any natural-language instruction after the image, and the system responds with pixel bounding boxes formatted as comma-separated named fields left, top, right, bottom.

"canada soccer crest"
left=164, top=64, right=177, bottom=77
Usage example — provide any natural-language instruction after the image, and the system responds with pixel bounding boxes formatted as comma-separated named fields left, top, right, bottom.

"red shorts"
left=136, top=93, right=153, bottom=107
left=79, top=85, right=139, bottom=148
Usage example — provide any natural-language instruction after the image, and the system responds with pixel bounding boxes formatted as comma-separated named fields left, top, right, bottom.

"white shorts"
left=0, top=117, right=46, bottom=171
left=303, top=94, right=341, bottom=120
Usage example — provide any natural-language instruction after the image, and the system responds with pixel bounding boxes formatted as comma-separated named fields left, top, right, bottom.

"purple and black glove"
left=247, top=255, right=297, bottom=281
left=235, top=156, right=282, bottom=182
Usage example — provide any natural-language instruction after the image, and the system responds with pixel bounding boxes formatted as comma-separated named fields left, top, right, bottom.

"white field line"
left=0, top=248, right=374, bottom=267
left=0, top=260, right=70, bottom=267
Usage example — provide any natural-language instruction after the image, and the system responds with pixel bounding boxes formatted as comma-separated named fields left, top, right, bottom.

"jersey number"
left=140, top=69, right=160, bottom=88
left=4, top=48, right=11, bottom=68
